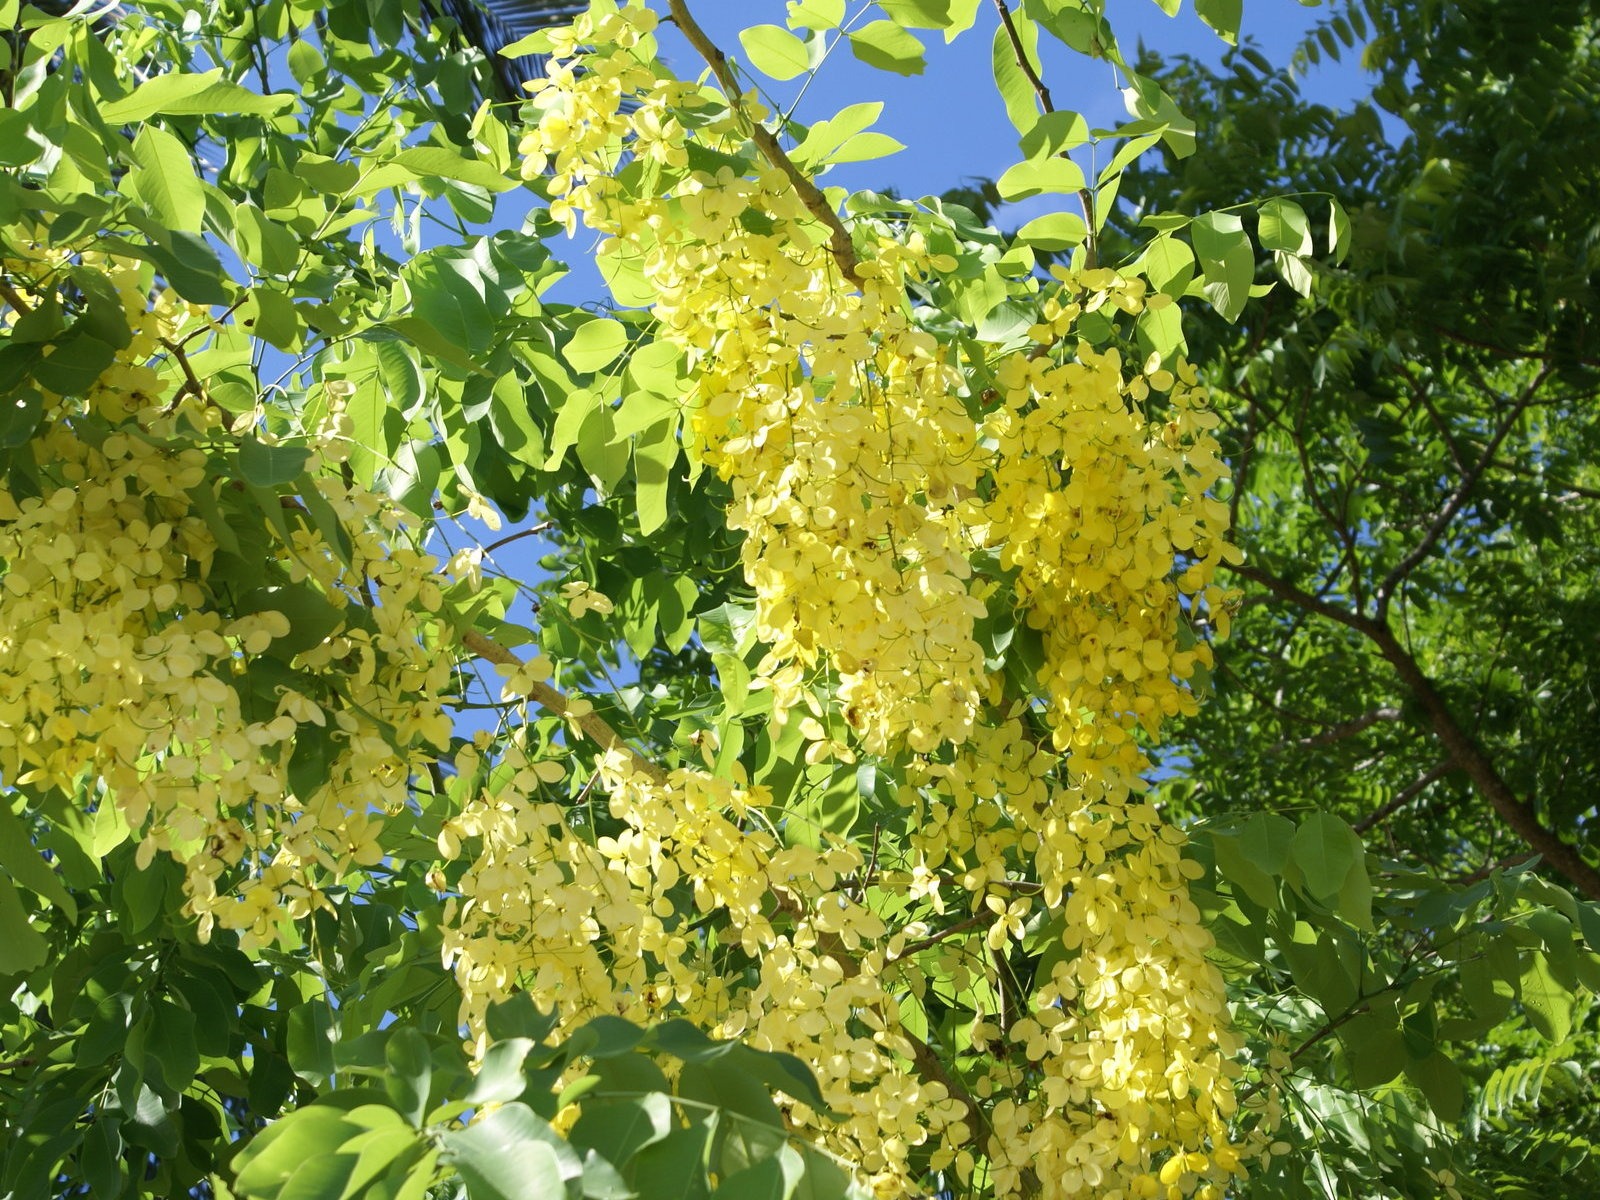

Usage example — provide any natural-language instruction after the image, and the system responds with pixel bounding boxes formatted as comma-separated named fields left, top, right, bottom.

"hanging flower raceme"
left=0, top=250, right=457, bottom=951
left=506, top=4, right=1250, bottom=1197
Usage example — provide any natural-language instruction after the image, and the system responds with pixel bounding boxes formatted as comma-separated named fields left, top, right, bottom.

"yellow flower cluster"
left=0, top=254, right=455, bottom=950
left=509, top=5, right=1251, bottom=1195
left=439, top=744, right=969, bottom=1191
left=982, top=288, right=1236, bottom=767
left=520, top=5, right=991, bottom=755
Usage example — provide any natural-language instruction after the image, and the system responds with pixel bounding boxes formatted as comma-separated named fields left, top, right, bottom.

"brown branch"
left=1451, top=853, right=1538, bottom=887
left=459, top=628, right=668, bottom=786
left=483, top=522, right=554, bottom=557
left=666, top=0, right=863, bottom=288
left=990, top=0, right=1096, bottom=267
left=1230, top=561, right=1600, bottom=899
left=890, top=911, right=991, bottom=961
left=1426, top=322, right=1600, bottom=370
left=1291, top=395, right=1366, bottom=610
left=906, top=1030, right=999, bottom=1179
left=1373, top=374, right=1545, bottom=621
left=1351, top=760, right=1452, bottom=835
left=1226, top=562, right=1380, bottom=638
left=160, top=337, right=207, bottom=407
left=0, top=279, right=35, bottom=315
left=1266, top=707, right=1402, bottom=756
left=1363, top=623, right=1600, bottom=901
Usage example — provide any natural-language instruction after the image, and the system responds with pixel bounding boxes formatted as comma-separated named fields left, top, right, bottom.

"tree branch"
left=1363, top=622, right=1600, bottom=900
left=1230, top=561, right=1600, bottom=898
left=990, top=0, right=1096, bottom=267
left=1373, top=374, right=1545, bottom=621
left=891, top=911, right=990, bottom=961
left=1426, top=322, right=1600, bottom=370
left=666, top=0, right=863, bottom=288
left=1351, top=760, right=1453, bottom=835
left=1226, top=562, right=1380, bottom=639
left=459, top=628, right=668, bottom=786
left=1266, top=707, right=1402, bottom=756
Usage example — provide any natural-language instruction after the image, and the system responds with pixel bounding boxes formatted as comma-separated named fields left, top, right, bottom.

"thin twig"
left=666, top=0, right=863, bottom=287
left=159, top=337, right=207, bottom=406
left=1351, top=760, right=1452, bottom=835
left=990, top=0, right=1097, bottom=266
left=483, top=522, right=555, bottom=557
left=1373, top=372, right=1546, bottom=620
left=1266, top=707, right=1401, bottom=756
left=891, top=911, right=991, bottom=961
left=460, top=628, right=667, bottom=785
left=0, top=280, right=35, bottom=314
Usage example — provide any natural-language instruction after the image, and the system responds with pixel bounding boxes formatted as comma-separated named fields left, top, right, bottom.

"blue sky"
left=536, top=2, right=1372, bottom=303
left=656, top=2, right=1370, bottom=211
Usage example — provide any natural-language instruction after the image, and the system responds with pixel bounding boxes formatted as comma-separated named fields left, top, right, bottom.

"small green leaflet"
left=100, top=69, right=295, bottom=122
left=786, top=0, right=845, bottom=31
left=562, top=319, right=629, bottom=374
left=739, top=25, right=811, bottom=81
left=996, top=157, right=1085, bottom=200
left=239, top=436, right=312, bottom=487
left=124, top=126, right=206, bottom=232
left=848, top=21, right=925, bottom=75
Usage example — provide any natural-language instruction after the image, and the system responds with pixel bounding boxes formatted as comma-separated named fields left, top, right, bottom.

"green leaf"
left=787, top=0, right=844, bottom=30
left=0, top=876, right=47, bottom=975
left=847, top=21, right=925, bottom=75
left=791, top=102, right=885, bottom=171
left=1190, top=210, right=1254, bottom=323
left=234, top=1109, right=366, bottom=1198
left=0, top=109, right=48, bottom=167
left=562, top=320, right=630, bottom=374
left=385, top=1028, right=433, bottom=1127
left=485, top=994, right=559, bottom=1044
left=634, top=419, right=678, bottom=536
left=1289, top=812, right=1362, bottom=900
left=1194, top=0, right=1242, bottom=44
left=825, top=133, right=904, bottom=165
left=1273, top=250, right=1314, bottom=297
left=100, top=69, right=296, bottom=122
left=739, top=25, right=811, bottom=81
left=1018, top=109, right=1089, bottom=159
left=147, top=1000, right=200, bottom=1092
left=1258, top=197, right=1313, bottom=254
left=678, top=1060, right=782, bottom=1128
left=234, top=204, right=301, bottom=275
left=443, top=1104, right=567, bottom=1200
left=990, top=21, right=1041, bottom=134
left=286, top=1002, right=338, bottom=1085
left=996, top=157, right=1085, bottom=200
left=389, top=147, right=518, bottom=193
left=714, top=1145, right=805, bottom=1200
left=1404, top=1051, right=1463, bottom=1122
left=124, top=125, right=206, bottom=232
left=878, top=0, right=953, bottom=28
left=1328, top=200, right=1352, bottom=260
left=32, top=330, right=117, bottom=397
left=239, top=437, right=313, bottom=487
left=623, top=1125, right=711, bottom=1200
left=1519, top=951, right=1575, bottom=1042
left=569, top=1095, right=672, bottom=1168
left=0, top=801, right=77, bottom=921
left=1015, top=212, right=1086, bottom=251
left=242, top=288, right=300, bottom=351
